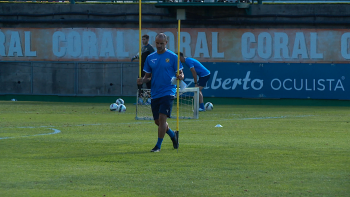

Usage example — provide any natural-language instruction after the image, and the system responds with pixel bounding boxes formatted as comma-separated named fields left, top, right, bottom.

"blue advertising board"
left=182, top=63, right=350, bottom=100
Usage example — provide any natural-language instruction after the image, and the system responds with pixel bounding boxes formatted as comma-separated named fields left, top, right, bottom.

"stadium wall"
left=1, top=3, right=350, bottom=102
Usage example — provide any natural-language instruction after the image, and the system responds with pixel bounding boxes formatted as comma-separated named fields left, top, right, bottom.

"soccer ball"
left=204, top=102, right=213, bottom=111
left=118, top=104, right=126, bottom=112
left=147, top=98, right=152, bottom=104
left=110, top=103, right=119, bottom=111
left=116, top=98, right=124, bottom=105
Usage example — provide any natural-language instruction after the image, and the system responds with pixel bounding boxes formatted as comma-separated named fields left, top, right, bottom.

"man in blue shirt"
left=137, top=33, right=184, bottom=152
left=179, top=52, right=211, bottom=111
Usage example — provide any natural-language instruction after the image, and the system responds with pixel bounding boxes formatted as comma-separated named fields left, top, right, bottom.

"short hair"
left=142, top=34, right=149, bottom=39
left=179, top=52, right=184, bottom=57
left=156, top=33, right=167, bottom=41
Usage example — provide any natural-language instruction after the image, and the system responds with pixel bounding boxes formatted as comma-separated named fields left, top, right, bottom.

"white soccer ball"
left=118, top=104, right=126, bottom=112
left=116, top=98, right=124, bottom=105
left=204, top=102, right=213, bottom=111
left=110, top=103, right=119, bottom=111
left=147, top=98, right=152, bottom=104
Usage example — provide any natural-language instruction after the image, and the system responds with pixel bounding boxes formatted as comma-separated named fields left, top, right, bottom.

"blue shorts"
left=151, top=95, right=175, bottom=120
left=198, top=74, right=211, bottom=87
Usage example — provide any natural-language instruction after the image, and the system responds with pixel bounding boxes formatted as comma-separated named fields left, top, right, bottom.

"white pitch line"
left=0, top=127, right=61, bottom=140
left=0, top=122, right=149, bottom=140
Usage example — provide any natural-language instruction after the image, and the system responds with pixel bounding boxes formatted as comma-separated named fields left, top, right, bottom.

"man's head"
left=142, top=34, right=150, bottom=46
left=179, top=52, right=185, bottom=63
left=155, top=33, right=168, bottom=54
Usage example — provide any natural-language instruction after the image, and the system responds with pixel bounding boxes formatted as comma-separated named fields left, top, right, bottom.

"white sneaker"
left=199, top=108, right=206, bottom=112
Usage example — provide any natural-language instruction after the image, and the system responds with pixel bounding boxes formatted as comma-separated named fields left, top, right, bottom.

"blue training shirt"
left=184, top=57, right=210, bottom=77
left=143, top=50, right=183, bottom=99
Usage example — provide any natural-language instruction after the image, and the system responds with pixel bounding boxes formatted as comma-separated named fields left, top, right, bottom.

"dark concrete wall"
left=0, top=62, right=138, bottom=96
left=1, top=3, right=350, bottom=28
left=0, top=62, right=32, bottom=94
left=32, top=63, right=76, bottom=95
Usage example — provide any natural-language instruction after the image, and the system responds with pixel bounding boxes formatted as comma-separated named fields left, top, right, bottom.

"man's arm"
left=131, top=52, right=139, bottom=62
left=190, top=67, right=198, bottom=85
left=176, top=69, right=184, bottom=81
left=137, top=72, right=152, bottom=85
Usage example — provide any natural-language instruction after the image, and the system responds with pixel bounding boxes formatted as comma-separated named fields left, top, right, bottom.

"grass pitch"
left=0, top=101, right=349, bottom=196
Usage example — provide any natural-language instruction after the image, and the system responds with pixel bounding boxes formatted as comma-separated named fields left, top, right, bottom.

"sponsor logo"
left=151, top=58, right=157, bottom=63
left=185, top=70, right=346, bottom=92
left=270, top=78, right=345, bottom=91
left=210, top=71, right=264, bottom=90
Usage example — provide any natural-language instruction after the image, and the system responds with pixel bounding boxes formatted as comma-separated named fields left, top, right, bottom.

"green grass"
left=0, top=101, right=349, bottom=196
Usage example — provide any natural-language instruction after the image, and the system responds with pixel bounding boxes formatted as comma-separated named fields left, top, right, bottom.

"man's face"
left=155, top=36, right=167, bottom=54
left=142, top=37, right=148, bottom=46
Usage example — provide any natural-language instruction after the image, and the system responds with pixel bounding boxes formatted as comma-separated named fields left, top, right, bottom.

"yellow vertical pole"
left=139, top=0, right=142, bottom=78
left=176, top=19, right=181, bottom=131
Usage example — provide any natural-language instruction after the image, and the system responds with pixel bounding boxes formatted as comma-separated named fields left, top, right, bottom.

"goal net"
left=135, top=87, right=199, bottom=120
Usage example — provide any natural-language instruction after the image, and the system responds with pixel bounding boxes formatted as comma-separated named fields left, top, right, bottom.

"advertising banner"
left=1, top=28, right=350, bottom=63
left=182, top=63, right=350, bottom=100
